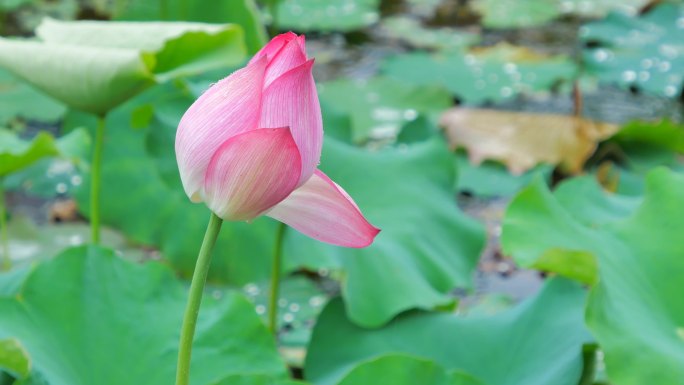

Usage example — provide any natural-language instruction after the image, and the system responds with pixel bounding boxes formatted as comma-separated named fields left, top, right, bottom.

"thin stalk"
left=573, top=81, right=583, bottom=118
left=0, top=10, right=6, bottom=36
left=0, top=179, right=9, bottom=271
left=268, top=222, right=287, bottom=334
left=578, top=345, right=598, bottom=385
left=175, top=212, right=223, bottom=385
left=90, top=116, right=106, bottom=244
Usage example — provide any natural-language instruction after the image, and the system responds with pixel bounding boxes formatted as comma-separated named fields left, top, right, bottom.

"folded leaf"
left=0, top=19, right=246, bottom=115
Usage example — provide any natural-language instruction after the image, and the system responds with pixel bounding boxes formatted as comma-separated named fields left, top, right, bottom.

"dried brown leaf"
left=440, top=108, right=619, bottom=174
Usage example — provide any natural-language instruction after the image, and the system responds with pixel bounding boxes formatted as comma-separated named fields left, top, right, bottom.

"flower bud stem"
left=268, top=222, right=287, bottom=334
left=90, top=116, right=106, bottom=244
left=0, top=179, right=9, bottom=271
left=176, top=212, right=223, bottom=385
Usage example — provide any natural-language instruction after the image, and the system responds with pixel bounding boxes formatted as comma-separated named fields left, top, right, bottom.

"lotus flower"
left=175, top=33, right=379, bottom=248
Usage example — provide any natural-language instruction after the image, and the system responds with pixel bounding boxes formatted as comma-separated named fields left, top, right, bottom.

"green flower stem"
left=90, top=116, right=106, bottom=244
left=578, top=345, right=598, bottom=385
left=0, top=179, right=9, bottom=271
left=268, top=222, right=287, bottom=334
left=0, top=10, right=5, bottom=35
left=175, top=212, right=223, bottom=385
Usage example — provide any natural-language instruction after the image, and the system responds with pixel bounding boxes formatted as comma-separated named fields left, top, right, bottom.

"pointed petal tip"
left=250, top=33, right=299, bottom=65
left=279, top=31, right=299, bottom=40
left=260, top=57, right=321, bottom=185
left=266, top=170, right=379, bottom=248
left=345, top=224, right=381, bottom=248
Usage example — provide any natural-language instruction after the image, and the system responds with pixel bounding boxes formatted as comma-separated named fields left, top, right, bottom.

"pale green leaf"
left=0, top=19, right=246, bottom=114
left=0, top=338, right=30, bottom=379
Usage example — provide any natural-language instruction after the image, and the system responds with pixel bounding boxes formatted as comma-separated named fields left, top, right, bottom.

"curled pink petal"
left=264, top=37, right=308, bottom=87
left=204, top=128, right=302, bottom=221
left=175, top=57, right=267, bottom=202
left=249, top=32, right=298, bottom=65
left=266, top=170, right=380, bottom=247
left=260, top=59, right=323, bottom=186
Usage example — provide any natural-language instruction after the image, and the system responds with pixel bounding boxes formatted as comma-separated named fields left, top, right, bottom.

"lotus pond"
left=1, top=0, right=684, bottom=384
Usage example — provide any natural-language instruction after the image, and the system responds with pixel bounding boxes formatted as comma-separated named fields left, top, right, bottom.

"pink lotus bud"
left=175, top=33, right=379, bottom=248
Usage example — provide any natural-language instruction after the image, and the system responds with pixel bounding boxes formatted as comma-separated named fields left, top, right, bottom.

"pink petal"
left=175, top=57, right=267, bottom=202
left=266, top=170, right=380, bottom=248
left=249, top=32, right=298, bottom=65
left=204, top=128, right=302, bottom=221
left=260, top=59, right=323, bottom=186
left=296, top=35, right=306, bottom=51
left=263, top=37, right=308, bottom=87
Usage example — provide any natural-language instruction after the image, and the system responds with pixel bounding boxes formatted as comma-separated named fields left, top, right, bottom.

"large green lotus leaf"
left=0, top=131, right=58, bottom=177
left=501, top=169, right=684, bottom=384
left=305, top=278, right=591, bottom=385
left=0, top=246, right=288, bottom=385
left=112, top=0, right=266, bottom=54
left=581, top=3, right=684, bottom=98
left=610, top=119, right=684, bottom=153
left=405, top=0, right=442, bottom=17
left=0, top=0, right=31, bottom=11
left=455, top=153, right=553, bottom=197
left=317, top=77, right=452, bottom=143
left=273, top=0, right=380, bottom=32
left=471, top=0, right=559, bottom=29
left=600, top=120, right=684, bottom=196
left=382, top=44, right=577, bottom=104
left=0, top=69, right=66, bottom=126
left=2, top=156, right=84, bottom=198
left=553, top=175, right=642, bottom=227
left=0, top=19, right=246, bottom=114
left=0, top=266, right=30, bottom=297
left=212, top=375, right=306, bottom=385
left=67, top=88, right=278, bottom=285
left=283, top=137, right=486, bottom=327
left=0, top=338, right=30, bottom=380
left=0, top=128, right=88, bottom=176
left=335, top=355, right=485, bottom=385
left=319, top=95, right=439, bottom=146
left=502, top=175, right=641, bottom=285
left=379, top=17, right=479, bottom=51
left=471, top=0, right=650, bottom=28
left=318, top=99, right=354, bottom=143
left=562, top=0, right=650, bottom=17
left=1, top=215, right=143, bottom=268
